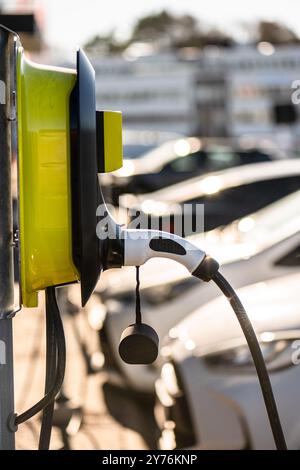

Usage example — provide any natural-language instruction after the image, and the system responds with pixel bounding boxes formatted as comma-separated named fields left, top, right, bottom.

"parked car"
left=97, top=190, right=300, bottom=393
left=123, top=130, right=183, bottom=160
left=155, top=271, right=300, bottom=450
left=112, top=136, right=287, bottom=196
left=124, top=159, right=300, bottom=235
left=101, top=130, right=183, bottom=203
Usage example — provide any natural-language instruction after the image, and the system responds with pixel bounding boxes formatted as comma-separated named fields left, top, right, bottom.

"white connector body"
left=123, top=229, right=206, bottom=273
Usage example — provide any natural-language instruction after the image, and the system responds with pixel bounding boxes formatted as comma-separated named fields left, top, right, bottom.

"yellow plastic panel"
left=100, top=111, right=123, bottom=172
left=104, top=111, right=123, bottom=172
left=17, top=48, right=79, bottom=307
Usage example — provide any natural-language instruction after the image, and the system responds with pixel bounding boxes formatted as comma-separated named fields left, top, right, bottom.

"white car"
left=115, top=136, right=287, bottom=189
left=97, top=190, right=300, bottom=393
left=100, top=130, right=183, bottom=199
left=122, top=129, right=183, bottom=160
left=155, top=271, right=300, bottom=450
left=124, top=159, right=300, bottom=234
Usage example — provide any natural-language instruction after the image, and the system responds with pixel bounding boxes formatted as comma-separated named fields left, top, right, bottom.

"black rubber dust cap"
left=119, top=323, right=159, bottom=364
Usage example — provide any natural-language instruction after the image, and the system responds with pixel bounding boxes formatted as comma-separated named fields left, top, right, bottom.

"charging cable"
left=14, top=287, right=66, bottom=450
left=108, top=227, right=287, bottom=450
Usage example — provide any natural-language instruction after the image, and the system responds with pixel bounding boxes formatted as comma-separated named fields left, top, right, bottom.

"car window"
left=237, top=150, right=272, bottom=164
left=275, top=243, right=300, bottom=267
left=190, top=176, right=300, bottom=205
left=185, top=176, right=300, bottom=229
left=162, top=151, right=206, bottom=173
left=206, top=149, right=240, bottom=171
left=206, top=148, right=272, bottom=172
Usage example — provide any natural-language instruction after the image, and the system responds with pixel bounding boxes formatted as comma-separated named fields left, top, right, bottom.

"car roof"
left=128, top=135, right=286, bottom=171
left=139, top=159, right=300, bottom=204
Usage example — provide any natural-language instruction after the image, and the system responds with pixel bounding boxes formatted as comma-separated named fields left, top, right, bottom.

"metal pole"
left=0, top=26, right=17, bottom=450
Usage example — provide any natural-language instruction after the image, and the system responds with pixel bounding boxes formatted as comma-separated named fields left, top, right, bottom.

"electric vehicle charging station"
left=0, top=23, right=287, bottom=451
left=0, top=24, right=124, bottom=449
left=17, top=44, right=123, bottom=308
left=0, top=24, right=16, bottom=451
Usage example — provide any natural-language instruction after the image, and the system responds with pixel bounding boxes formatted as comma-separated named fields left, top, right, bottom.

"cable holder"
left=118, top=266, right=159, bottom=365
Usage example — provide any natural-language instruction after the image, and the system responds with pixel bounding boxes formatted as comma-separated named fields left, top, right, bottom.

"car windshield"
left=139, top=138, right=202, bottom=170
left=222, top=190, right=300, bottom=250
left=205, top=147, right=271, bottom=171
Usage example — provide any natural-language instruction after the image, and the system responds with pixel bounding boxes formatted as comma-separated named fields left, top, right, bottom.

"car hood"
left=167, top=271, right=300, bottom=354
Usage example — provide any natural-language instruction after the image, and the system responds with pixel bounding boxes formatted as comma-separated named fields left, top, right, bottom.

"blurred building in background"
left=1, top=1, right=299, bottom=147
left=0, top=11, right=43, bottom=52
left=91, top=43, right=300, bottom=145
left=92, top=52, right=197, bottom=136
left=0, top=0, right=45, bottom=56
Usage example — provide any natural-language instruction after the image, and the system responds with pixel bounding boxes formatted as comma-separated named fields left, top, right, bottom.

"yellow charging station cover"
left=96, top=110, right=123, bottom=173
left=17, top=48, right=79, bottom=307
left=104, top=111, right=122, bottom=172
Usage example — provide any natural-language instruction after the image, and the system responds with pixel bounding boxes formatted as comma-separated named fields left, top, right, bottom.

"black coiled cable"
left=38, top=287, right=59, bottom=449
left=15, top=286, right=66, bottom=450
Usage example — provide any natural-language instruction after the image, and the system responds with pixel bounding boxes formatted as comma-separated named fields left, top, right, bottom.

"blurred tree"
left=85, top=10, right=232, bottom=54
left=131, top=10, right=232, bottom=48
left=131, top=10, right=198, bottom=44
left=257, top=21, right=300, bottom=44
left=84, top=11, right=300, bottom=55
left=173, top=28, right=232, bottom=48
left=84, top=32, right=128, bottom=54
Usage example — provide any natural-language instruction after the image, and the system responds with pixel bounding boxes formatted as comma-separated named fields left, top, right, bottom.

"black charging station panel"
left=70, top=49, right=102, bottom=306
